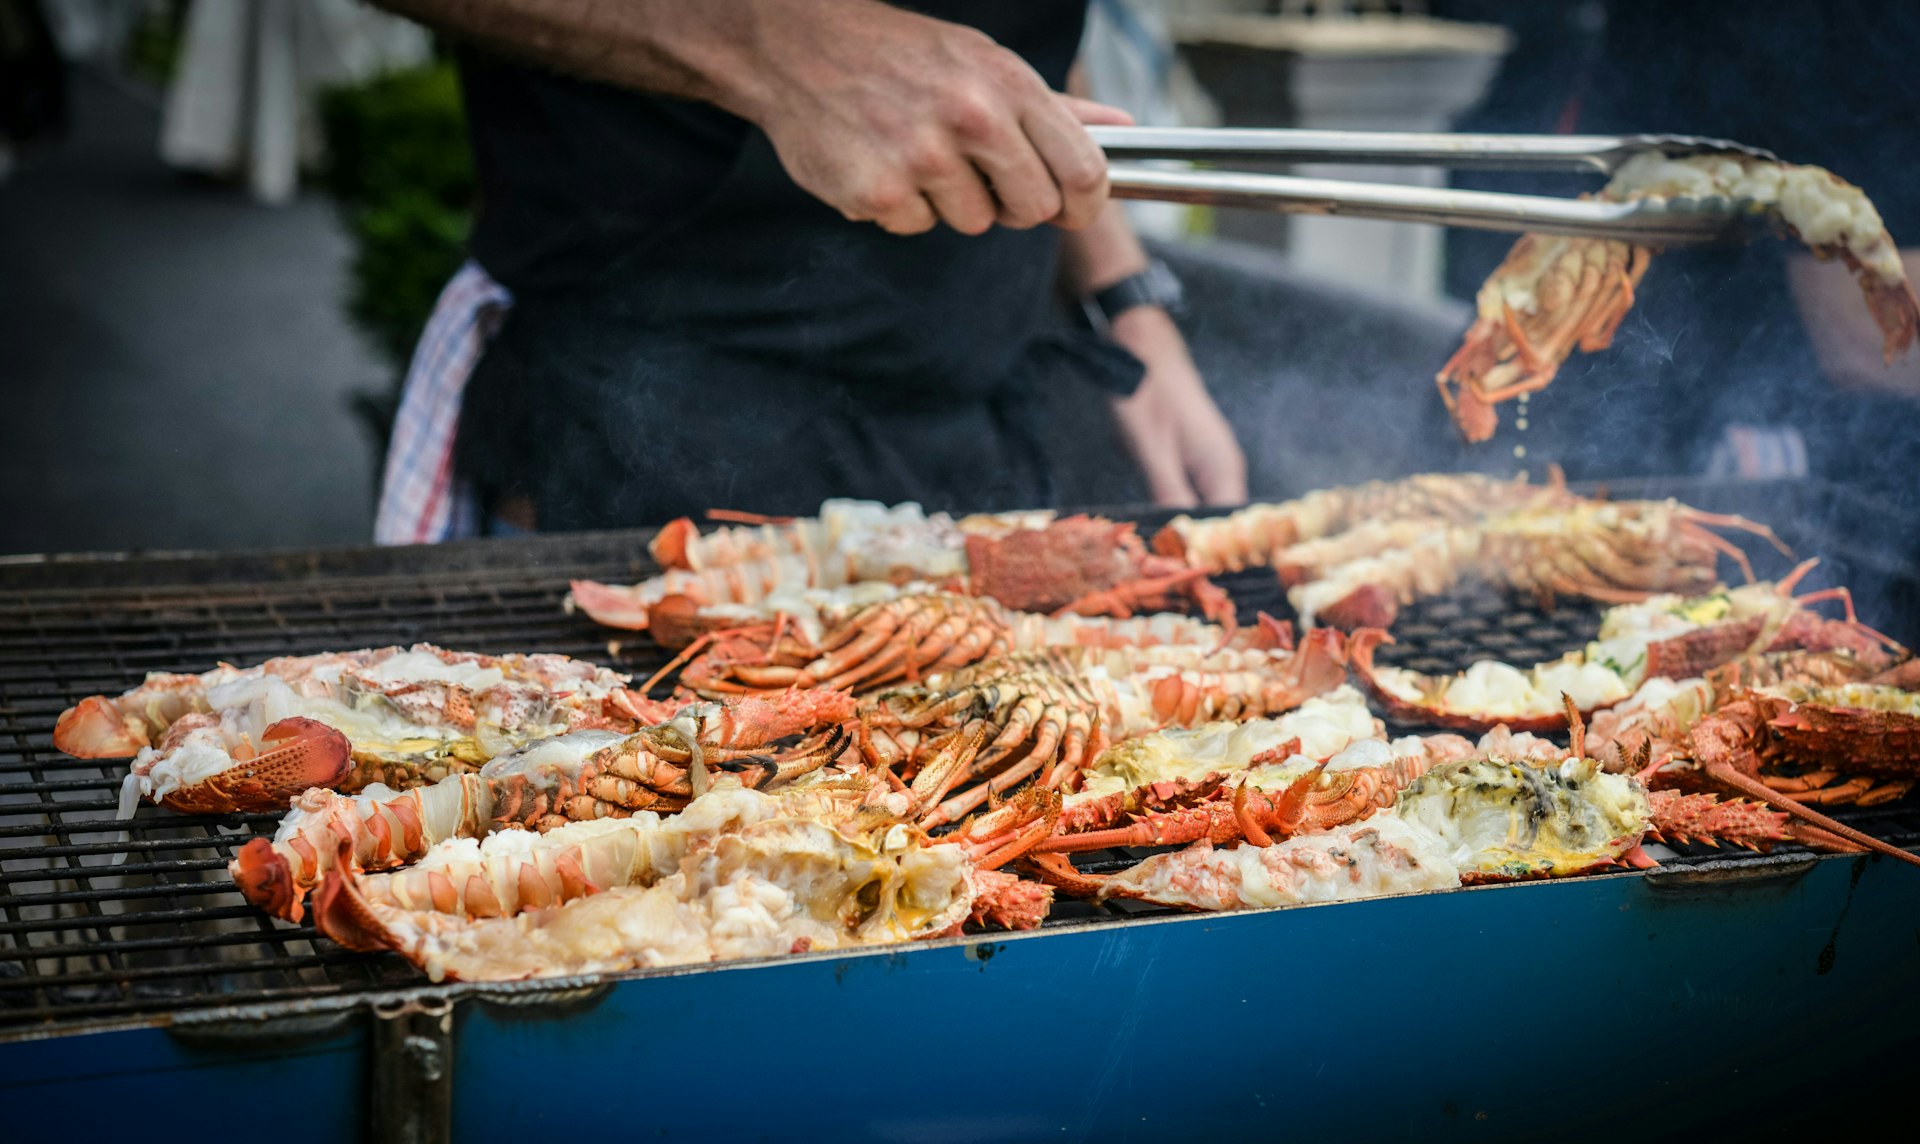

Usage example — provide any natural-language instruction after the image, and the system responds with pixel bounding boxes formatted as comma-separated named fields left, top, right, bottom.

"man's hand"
left=372, top=0, right=1127, bottom=235
left=735, top=1, right=1131, bottom=235
left=1106, top=307, right=1247, bottom=508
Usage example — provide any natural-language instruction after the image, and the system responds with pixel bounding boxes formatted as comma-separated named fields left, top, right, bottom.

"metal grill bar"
left=3, top=491, right=1917, bottom=1040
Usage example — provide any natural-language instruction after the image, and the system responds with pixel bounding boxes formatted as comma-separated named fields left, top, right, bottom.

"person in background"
left=367, top=0, right=1246, bottom=543
left=1432, top=0, right=1920, bottom=507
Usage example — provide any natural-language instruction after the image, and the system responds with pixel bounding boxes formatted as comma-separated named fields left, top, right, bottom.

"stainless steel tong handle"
left=1089, top=126, right=1778, bottom=173
left=1094, top=126, right=1777, bottom=244
left=1104, top=166, right=1757, bottom=245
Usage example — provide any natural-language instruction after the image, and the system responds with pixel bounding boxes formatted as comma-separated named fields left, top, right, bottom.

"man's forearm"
left=381, top=1, right=1121, bottom=236
left=368, top=0, right=779, bottom=120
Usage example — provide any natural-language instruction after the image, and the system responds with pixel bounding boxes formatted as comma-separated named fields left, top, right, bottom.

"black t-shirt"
left=451, top=3, right=1145, bottom=527
left=457, top=3, right=1100, bottom=400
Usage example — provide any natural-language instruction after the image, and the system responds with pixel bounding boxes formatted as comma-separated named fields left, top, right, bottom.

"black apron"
left=453, top=3, right=1142, bottom=529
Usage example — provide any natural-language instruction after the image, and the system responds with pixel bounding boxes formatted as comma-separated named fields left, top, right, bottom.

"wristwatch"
left=1078, top=257, right=1186, bottom=336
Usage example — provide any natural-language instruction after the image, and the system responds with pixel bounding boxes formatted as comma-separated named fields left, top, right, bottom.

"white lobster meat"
left=52, top=645, right=658, bottom=817
left=306, top=786, right=1030, bottom=982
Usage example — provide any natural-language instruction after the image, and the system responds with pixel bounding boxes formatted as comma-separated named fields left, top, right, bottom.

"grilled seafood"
left=1067, top=685, right=1381, bottom=806
left=307, top=783, right=1059, bottom=982
left=1030, top=815, right=1462, bottom=911
left=858, top=635, right=1351, bottom=826
left=230, top=692, right=860, bottom=921
left=669, top=591, right=1290, bottom=701
left=1037, top=732, right=1472, bottom=855
left=570, top=501, right=1229, bottom=634
left=1689, top=683, right=1920, bottom=840
left=1439, top=154, right=1920, bottom=441
left=1153, top=470, right=1574, bottom=574
left=1347, top=564, right=1900, bottom=732
left=1588, top=645, right=1899, bottom=773
left=1291, top=498, right=1783, bottom=630
left=1032, top=703, right=1837, bottom=912
left=116, top=715, right=352, bottom=816
left=53, top=644, right=663, bottom=818
left=649, top=499, right=1046, bottom=577
left=1437, top=233, right=1650, bottom=441
left=1584, top=676, right=1718, bottom=768
left=1395, top=751, right=1653, bottom=882
left=1039, top=749, right=1648, bottom=910
left=1574, top=655, right=1920, bottom=865
left=232, top=766, right=507, bottom=924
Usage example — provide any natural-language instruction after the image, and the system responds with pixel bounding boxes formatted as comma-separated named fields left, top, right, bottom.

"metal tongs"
left=1092, top=126, right=1779, bottom=245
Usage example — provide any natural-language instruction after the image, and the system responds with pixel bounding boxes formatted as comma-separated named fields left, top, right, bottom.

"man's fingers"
left=1057, top=94, right=1134, bottom=127
left=1175, top=405, right=1251, bottom=506
left=967, top=131, right=1075, bottom=230
left=1191, top=454, right=1248, bottom=507
left=1020, top=99, right=1113, bottom=232
left=1143, top=455, right=1200, bottom=509
left=874, top=194, right=940, bottom=235
left=1115, top=404, right=1200, bottom=508
left=961, top=93, right=1130, bottom=229
left=840, top=174, right=941, bottom=235
left=916, top=155, right=1002, bottom=235
left=1181, top=409, right=1249, bottom=506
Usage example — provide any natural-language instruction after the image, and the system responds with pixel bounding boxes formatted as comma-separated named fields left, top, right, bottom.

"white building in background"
left=1092, top=0, right=1512, bottom=304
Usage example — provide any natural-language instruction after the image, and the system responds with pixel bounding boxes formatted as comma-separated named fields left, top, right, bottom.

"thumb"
left=1057, top=94, right=1135, bottom=127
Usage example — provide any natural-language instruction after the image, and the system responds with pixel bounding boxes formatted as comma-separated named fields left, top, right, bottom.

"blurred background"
left=3, top=0, right=1915, bottom=556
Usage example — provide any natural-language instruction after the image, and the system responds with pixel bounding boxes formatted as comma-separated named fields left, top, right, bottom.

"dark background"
left=3, top=1, right=1916, bottom=556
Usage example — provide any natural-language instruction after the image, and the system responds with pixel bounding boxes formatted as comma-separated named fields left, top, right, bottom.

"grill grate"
left=4, top=518, right=1918, bottom=1038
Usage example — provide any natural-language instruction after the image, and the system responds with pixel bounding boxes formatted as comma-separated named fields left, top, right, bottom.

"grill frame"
left=4, top=478, right=1919, bottom=1044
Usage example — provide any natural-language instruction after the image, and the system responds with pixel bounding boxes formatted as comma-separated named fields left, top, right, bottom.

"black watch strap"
left=1081, top=258, right=1185, bottom=334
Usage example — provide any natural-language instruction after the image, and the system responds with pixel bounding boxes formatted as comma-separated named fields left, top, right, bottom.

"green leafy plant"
left=123, top=0, right=188, bottom=89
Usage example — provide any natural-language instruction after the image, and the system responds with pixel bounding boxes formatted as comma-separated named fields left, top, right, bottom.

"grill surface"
left=5, top=485, right=1919, bottom=1039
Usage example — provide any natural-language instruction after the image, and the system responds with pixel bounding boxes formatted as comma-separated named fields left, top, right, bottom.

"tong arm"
left=1106, top=164, right=1758, bottom=246
left=1091, top=126, right=1778, bottom=174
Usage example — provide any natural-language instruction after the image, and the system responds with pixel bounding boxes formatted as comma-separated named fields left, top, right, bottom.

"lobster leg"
left=1703, top=758, right=1920, bottom=868
left=906, top=728, right=988, bottom=816
left=1033, top=804, right=1229, bottom=853
left=1020, top=850, right=1109, bottom=898
left=922, top=713, right=1065, bottom=828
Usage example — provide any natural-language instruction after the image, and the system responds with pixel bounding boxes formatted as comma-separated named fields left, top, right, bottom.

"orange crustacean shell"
left=156, top=717, right=352, bottom=815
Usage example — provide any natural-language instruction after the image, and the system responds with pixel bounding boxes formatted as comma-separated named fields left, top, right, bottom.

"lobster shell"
left=158, top=717, right=352, bottom=815
left=1641, top=616, right=1768, bottom=680
left=1767, top=702, right=1920, bottom=776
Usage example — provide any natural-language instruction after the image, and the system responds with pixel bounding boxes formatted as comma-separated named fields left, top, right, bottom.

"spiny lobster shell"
left=1642, top=616, right=1768, bottom=681
left=158, top=717, right=352, bottom=815
left=1646, top=789, right=1792, bottom=852
left=964, top=516, right=1145, bottom=614
left=1767, top=698, right=1920, bottom=777
left=965, top=516, right=1229, bottom=622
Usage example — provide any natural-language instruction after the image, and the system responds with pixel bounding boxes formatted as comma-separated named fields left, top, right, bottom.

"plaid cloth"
left=373, top=261, right=513, bottom=545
